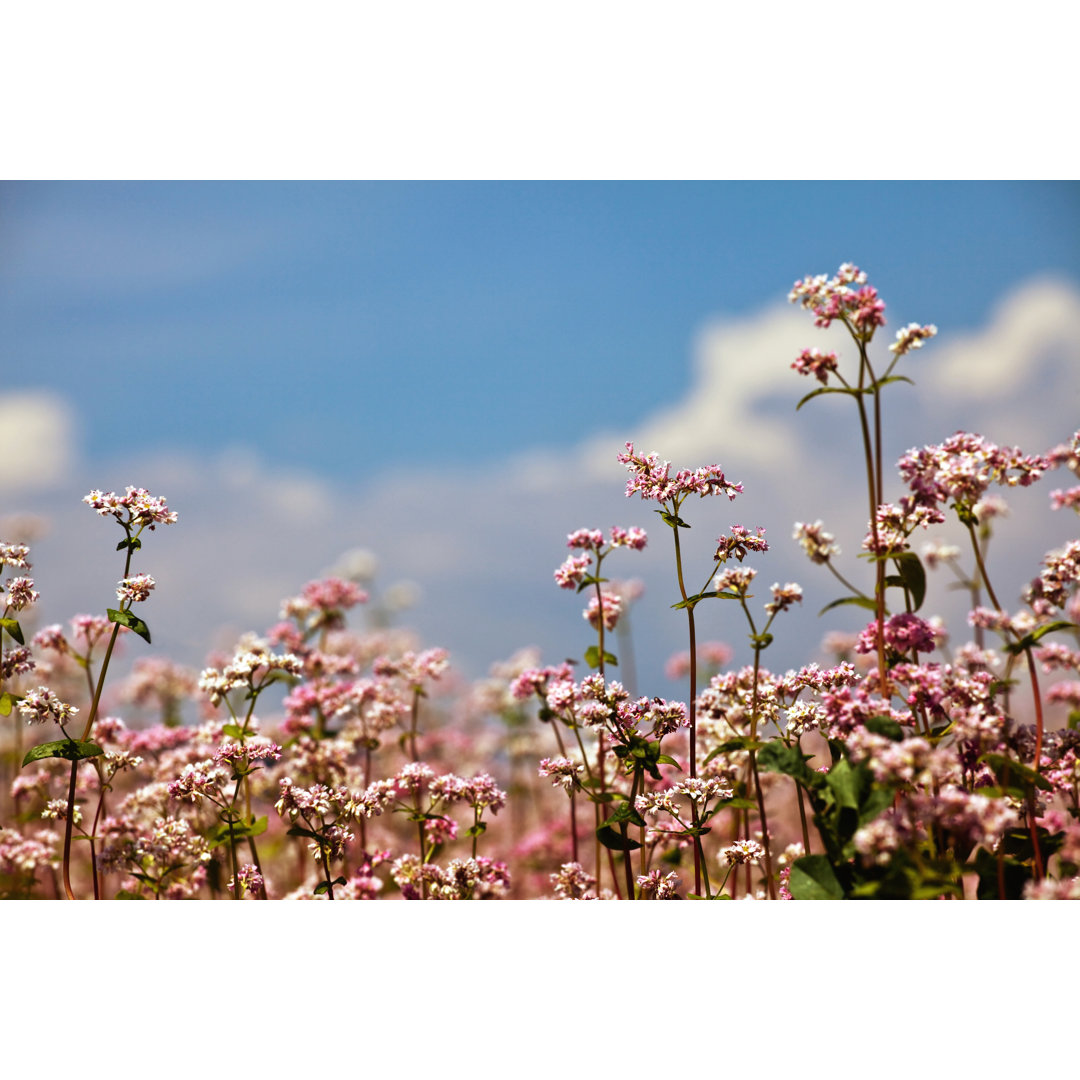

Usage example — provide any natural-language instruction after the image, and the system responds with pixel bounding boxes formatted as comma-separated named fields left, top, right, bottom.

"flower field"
left=3, top=264, right=1080, bottom=902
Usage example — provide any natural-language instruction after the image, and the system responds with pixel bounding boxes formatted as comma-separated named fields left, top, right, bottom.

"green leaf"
left=575, top=574, right=609, bottom=594
left=0, top=691, right=17, bottom=717
left=749, top=632, right=773, bottom=650
left=1005, top=621, right=1079, bottom=655
left=116, top=536, right=142, bottom=552
left=795, top=385, right=862, bottom=412
left=826, top=759, right=861, bottom=810
left=584, top=645, right=617, bottom=669
left=893, top=552, right=927, bottom=611
left=756, top=740, right=822, bottom=789
left=604, top=802, right=647, bottom=829
left=818, top=595, right=877, bottom=617
left=871, top=374, right=915, bottom=392
left=0, top=617, right=25, bottom=645
left=286, top=825, right=323, bottom=841
left=979, top=752, right=1052, bottom=793
left=864, top=715, right=905, bottom=741
left=465, top=822, right=487, bottom=838
left=655, top=754, right=680, bottom=768
left=222, top=723, right=245, bottom=739
left=657, top=509, right=690, bottom=529
left=22, top=738, right=105, bottom=766
left=596, top=824, right=641, bottom=851
left=107, top=607, right=151, bottom=644
left=788, top=855, right=845, bottom=899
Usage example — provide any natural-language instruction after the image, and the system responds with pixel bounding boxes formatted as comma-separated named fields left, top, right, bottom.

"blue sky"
left=3, top=181, right=1079, bottom=692
left=4, top=181, right=1079, bottom=477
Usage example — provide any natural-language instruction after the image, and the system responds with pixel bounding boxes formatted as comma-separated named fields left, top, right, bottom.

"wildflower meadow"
left=4, top=263, right=1080, bottom=903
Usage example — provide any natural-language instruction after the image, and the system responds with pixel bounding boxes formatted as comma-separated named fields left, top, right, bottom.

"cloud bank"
left=5, top=276, right=1080, bottom=698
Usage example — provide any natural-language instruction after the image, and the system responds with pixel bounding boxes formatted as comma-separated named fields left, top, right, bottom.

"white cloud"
left=0, top=391, right=77, bottom=493
left=9, top=276, right=1080, bottom=696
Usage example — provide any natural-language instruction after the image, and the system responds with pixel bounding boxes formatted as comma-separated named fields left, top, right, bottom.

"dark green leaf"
left=788, top=855, right=845, bottom=899
left=116, top=537, right=142, bottom=552
left=756, top=740, right=822, bottom=789
left=286, top=825, right=323, bottom=841
left=107, top=607, right=151, bottom=644
left=749, top=633, right=773, bottom=650
left=979, top=752, right=1052, bottom=792
left=0, top=617, right=25, bottom=645
left=893, top=552, right=927, bottom=611
left=864, top=715, right=905, bottom=741
left=655, top=754, right=680, bottom=768
left=575, top=574, right=609, bottom=594
left=22, top=739, right=105, bottom=766
left=596, top=824, right=641, bottom=851
left=657, top=509, right=690, bottom=529
left=465, top=822, right=487, bottom=838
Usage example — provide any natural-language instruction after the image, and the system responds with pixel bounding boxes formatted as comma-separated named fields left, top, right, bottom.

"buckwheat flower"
left=791, top=348, right=839, bottom=384
left=424, top=815, right=459, bottom=846
left=673, top=776, right=732, bottom=802
left=608, top=526, right=648, bottom=550
left=899, top=432, right=1049, bottom=513
left=862, top=502, right=944, bottom=555
left=889, top=322, right=937, bottom=357
left=83, top=486, right=177, bottom=529
left=765, top=582, right=803, bottom=616
left=42, top=798, right=81, bottom=824
left=227, top=863, right=265, bottom=898
left=856, top=613, right=937, bottom=657
left=116, top=573, right=155, bottom=604
left=1, top=646, right=34, bottom=680
left=793, top=521, right=840, bottom=564
left=18, top=687, right=78, bottom=726
left=637, top=869, right=680, bottom=899
left=714, top=566, right=756, bottom=597
left=539, top=756, right=583, bottom=792
left=723, top=839, right=764, bottom=866
left=168, top=762, right=227, bottom=803
left=785, top=701, right=825, bottom=736
left=566, top=528, right=605, bottom=550
left=922, top=541, right=960, bottom=570
left=617, top=442, right=742, bottom=503
left=3, top=576, right=39, bottom=612
left=0, top=542, right=31, bottom=569
left=1050, top=486, right=1080, bottom=512
left=853, top=816, right=902, bottom=866
left=554, top=553, right=592, bottom=590
left=70, top=614, right=116, bottom=650
left=551, top=861, right=596, bottom=900
left=715, top=525, right=769, bottom=564
left=1025, top=540, right=1080, bottom=611
left=584, top=591, right=622, bottom=632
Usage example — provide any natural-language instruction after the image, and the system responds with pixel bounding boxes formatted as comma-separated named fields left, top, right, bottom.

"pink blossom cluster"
left=788, top=263, right=887, bottom=334
left=82, top=486, right=177, bottom=529
left=617, top=442, right=743, bottom=504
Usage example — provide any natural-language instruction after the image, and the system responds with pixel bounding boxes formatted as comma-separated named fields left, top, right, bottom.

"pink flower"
left=83, top=486, right=177, bottom=529
left=554, top=553, right=591, bottom=590
left=791, top=348, right=838, bottom=384
left=116, top=573, right=155, bottom=604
